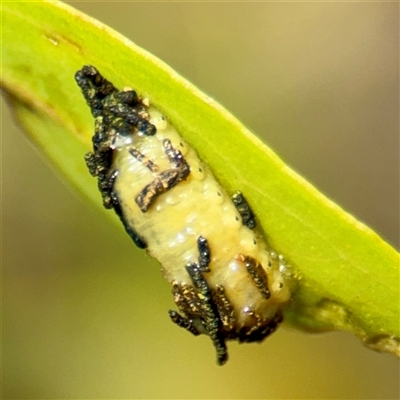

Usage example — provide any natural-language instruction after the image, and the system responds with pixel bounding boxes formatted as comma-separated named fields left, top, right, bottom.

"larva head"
left=75, top=65, right=157, bottom=208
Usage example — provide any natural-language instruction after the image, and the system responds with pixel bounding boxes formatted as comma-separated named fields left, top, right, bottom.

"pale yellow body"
left=112, top=107, right=290, bottom=327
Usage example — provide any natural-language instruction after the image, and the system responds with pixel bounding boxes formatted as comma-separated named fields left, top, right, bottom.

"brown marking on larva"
left=162, top=138, right=188, bottom=169
left=135, top=139, right=190, bottom=212
left=213, top=285, right=236, bottom=332
left=106, top=170, right=147, bottom=249
left=197, top=236, right=211, bottom=272
left=185, top=263, right=228, bottom=365
left=168, top=310, right=200, bottom=336
left=129, top=148, right=159, bottom=172
left=231, top=191, right=256, bottom=229
left=172, top=282, right=202, bottom=317
left=238, top=309, right=283, bottom=343
left=236, top=254, right=270, bottom=299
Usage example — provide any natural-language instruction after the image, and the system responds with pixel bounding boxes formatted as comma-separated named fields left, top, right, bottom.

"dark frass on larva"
left=75, top=65, right=290, bottom=365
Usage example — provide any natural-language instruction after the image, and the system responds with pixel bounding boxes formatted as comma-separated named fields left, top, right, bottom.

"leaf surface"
left=2, top=0, right=399, bottom=355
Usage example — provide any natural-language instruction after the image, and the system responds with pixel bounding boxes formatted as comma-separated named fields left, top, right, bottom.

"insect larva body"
left=75, top=65, right=290, bottom=365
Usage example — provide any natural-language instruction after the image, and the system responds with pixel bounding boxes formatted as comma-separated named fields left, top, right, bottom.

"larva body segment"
left=75, top=65, right=290, bottom=365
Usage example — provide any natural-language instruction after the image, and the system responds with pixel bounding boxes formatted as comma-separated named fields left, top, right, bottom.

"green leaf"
left=2, top=1, right=399, bottom=356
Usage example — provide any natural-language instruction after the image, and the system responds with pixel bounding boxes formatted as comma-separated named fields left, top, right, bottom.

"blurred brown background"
left=2, top=2, right=399, bottom=399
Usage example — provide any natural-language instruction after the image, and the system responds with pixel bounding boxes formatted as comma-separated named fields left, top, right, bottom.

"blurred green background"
left=2, top=2, right=399, bottom=399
